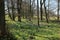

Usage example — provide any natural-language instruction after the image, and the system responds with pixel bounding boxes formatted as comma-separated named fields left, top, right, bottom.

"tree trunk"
left=48, top=0, right=50, bottom=21
left=0, top=0, right=7, bottom=36
left=11, top=0, right=15, bottom=21
left=57, top=0, right=59, bottom=21
left=44, top=0, right=48, bottom=23
left=17, top=0, right=22, bottom=22
left=7, top=0, right=12, bottom=19
left=37, top=0, right=39, bottom=26
left=40, top=0, right=43, bottom=20
left=29, top=0, right=31, bottom=21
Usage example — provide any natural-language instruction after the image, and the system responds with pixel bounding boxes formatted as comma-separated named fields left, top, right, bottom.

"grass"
left=6, top=15, right=60, bottom=40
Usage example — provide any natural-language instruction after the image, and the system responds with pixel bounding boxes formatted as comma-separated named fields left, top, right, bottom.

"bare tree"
left=17, top=0, right=22, bottom=22
left=7, top=0, right=12, bottom=19
left=28, top=0, right=32, bottom=21
left=48, top=0, right=50, bottom=20
left=57, top=0, right=59, bottom=21
left=43, top=0, right=48, bottom=23
left=11, top=0, right=15, bottom=20
left=37, top=0, right=39, bottom=26
left=40, top=0, right=43, bottom=20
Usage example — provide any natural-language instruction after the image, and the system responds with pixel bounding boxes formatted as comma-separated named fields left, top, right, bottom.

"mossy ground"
left=4, top=15, right=60, bottom=40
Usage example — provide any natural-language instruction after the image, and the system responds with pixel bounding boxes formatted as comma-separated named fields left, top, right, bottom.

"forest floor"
left=6, top=15, right=60, bottom=40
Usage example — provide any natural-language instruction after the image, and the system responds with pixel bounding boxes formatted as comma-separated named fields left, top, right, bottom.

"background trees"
left=5, top=0, right=60, bottom=25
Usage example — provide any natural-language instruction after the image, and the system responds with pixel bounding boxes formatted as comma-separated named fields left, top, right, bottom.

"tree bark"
left=29, top=0, right=32, bottom=21
left=0, top=0, right=7, bottom=36
left=44, top=0, right=48, bottom=23
left=40, top=0, right=43, bottom=20
left=57, top=0, right=59, bottom=21
left=37, top=0, right=39, bottom=26
left=11, top=0, right=15, bottom=21
left=17, top=0, right=22, bottom=22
